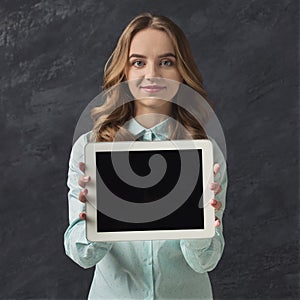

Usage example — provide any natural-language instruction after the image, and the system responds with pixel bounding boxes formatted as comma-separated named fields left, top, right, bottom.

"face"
left=126, top=28, right=183, bottom=116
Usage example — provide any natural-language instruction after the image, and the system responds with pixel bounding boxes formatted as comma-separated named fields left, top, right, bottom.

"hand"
left=77, top=162, right=223, bottom=225
left=78, top=162, right=90, bottom=220
left=209, top=163, right=222, bottom=228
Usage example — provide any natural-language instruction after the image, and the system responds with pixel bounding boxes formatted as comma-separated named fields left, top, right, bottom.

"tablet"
left=84, top=139, right=215, bottom=242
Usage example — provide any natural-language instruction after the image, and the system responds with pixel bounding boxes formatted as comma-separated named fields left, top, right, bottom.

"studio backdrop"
left=0, top=0, right=298, bottom=299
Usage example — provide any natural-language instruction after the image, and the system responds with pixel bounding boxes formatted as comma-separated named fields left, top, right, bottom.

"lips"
left=141, top=85, right=165, bottom=93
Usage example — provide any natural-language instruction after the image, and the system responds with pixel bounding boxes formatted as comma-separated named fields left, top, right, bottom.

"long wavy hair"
left=91, top=12, right=211, bottom=142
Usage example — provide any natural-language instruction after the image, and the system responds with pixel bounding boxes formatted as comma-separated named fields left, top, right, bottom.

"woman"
left=64, top=12, right=227, bottom=299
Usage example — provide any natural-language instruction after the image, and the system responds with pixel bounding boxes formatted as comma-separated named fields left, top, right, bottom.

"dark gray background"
left=0, top=0, right=299, bottom=299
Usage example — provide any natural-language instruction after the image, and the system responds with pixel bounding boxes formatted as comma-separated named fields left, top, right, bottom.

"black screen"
left=96, top=149, right=204, bottom=232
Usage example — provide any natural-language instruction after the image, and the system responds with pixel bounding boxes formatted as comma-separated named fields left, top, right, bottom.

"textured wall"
left=0, top=0, right=298, bottom=299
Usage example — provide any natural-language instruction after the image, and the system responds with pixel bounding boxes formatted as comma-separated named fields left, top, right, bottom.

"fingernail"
left=79, top=212, right=86, bottom=220
left=82, top=188, right=88, bottom=196
left=83, top=176, right=90, bottom=182
left=214, top=164, right=220, bottom=172
left=209, top=183, right=217, bottom=190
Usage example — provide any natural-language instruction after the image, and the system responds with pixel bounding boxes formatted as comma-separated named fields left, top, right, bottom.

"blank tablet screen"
left=95, top=149, right=204, bottom=232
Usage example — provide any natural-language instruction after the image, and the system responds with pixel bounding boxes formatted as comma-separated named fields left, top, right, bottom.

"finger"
left=214, top=163, right=220, bottom=176
left=210, top=199, right=222, bottom=211
left=214, top=217, right=221, bottom=227
left=215, top=184, right=222, bottom=195
left=79, top=162, right=86, bottom=173
left=79, top=189, right=88, bottom=203
left=78, top=175, right=90, bottom=188
left=79, top=212, right=86, bottom=220
left=209, top=182, right=222, bottom=195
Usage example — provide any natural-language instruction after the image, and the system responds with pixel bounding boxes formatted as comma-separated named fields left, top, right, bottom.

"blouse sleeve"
left=180, top=139, right=227, bottom=273
left=63, top=133, right=112, bottom=269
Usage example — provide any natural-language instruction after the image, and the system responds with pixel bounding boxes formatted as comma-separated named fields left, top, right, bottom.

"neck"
left=134, top=113, right=169, bottom=128
left=134, top=101, right=172, bottom=128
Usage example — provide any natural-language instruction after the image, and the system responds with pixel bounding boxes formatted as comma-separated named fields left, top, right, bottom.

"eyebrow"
left=128, top=53, right=176, bottom=59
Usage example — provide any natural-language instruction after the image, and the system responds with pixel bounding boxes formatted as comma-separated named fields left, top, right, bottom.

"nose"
left=145, top=62, right=160, bottom=80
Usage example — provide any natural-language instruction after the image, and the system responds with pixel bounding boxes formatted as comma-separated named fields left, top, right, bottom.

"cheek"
left=173, top=74, right=182, bottom=82
left=162, top=69, right=182, bottom=82
left=173, top=70, right=183, bottom=82
left=127, top=69, right=142, bottom=81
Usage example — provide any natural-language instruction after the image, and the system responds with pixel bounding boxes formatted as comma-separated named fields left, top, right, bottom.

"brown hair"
left=91, top=12, right=210, bottom=142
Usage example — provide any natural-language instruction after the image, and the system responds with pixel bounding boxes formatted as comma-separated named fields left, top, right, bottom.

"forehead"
left=129, top=28, right=175, bottom=55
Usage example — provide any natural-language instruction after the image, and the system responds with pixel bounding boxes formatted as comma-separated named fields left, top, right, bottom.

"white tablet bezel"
left=84, top=139, right=215, bottom=242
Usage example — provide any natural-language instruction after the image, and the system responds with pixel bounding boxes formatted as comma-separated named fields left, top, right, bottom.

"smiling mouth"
left=141, top=85, right=166, bottom=93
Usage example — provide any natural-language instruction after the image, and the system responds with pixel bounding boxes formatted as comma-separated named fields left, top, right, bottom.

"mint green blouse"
left=64, top=117, right=227, bottom=299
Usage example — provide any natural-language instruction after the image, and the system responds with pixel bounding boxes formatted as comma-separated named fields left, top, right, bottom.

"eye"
left=132, top=60, right=145, bottom=68
left=160, top=59, right=173, bottom=67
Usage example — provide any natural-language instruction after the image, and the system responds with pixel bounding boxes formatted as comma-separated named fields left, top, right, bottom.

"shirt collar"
left=125, top=117, right=171, bottom=140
